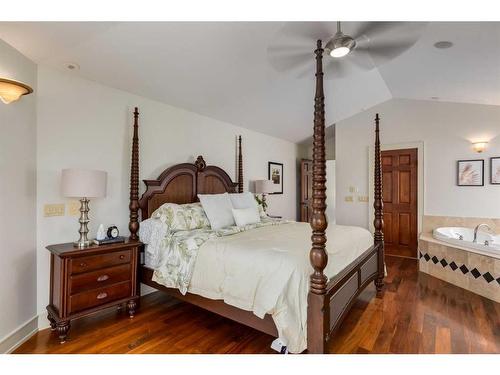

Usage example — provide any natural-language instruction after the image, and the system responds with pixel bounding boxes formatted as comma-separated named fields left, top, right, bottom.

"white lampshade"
left=61, top=169, right=107, bottom=198
left=254, top=180, right=275, bottom=194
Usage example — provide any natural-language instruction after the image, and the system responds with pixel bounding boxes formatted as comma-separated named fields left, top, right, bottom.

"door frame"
left=368, top=141, right=424, bottom=238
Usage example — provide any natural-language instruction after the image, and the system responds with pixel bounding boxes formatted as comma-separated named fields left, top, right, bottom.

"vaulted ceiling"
left=0, top=22, right=498, bottom=143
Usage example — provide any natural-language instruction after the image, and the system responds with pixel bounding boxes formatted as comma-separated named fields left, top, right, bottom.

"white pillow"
left=229, top=192, right=261, bottom=221
left=232, top=207, right=261, bottom=227
left=198, top=193, right=235, bottom=230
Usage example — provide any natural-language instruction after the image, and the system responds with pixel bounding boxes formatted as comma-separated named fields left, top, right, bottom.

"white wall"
left=325, top=160, right=336, bottom=224
left=0, top=40, right=37, bottom=347
left=336, top=98, right=500, bottom=229
left=36, top=66, right=298, bottom=326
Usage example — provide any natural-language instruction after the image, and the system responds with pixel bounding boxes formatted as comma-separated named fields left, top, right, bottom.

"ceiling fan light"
left=330, top=46, right=350, bottom=58
left=325, top=33, right=356, bottom=58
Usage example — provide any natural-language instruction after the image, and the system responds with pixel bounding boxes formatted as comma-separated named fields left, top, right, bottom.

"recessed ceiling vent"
left=433, top=41, right=453, bottom=49
left=65, top=62, right=80, bottom=71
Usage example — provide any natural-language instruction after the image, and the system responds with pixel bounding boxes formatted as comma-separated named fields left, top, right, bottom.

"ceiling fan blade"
left=267, top=42, right=314, bottom=71
left=268, top=52, right=312, bottom=72
left=323, top=58, right=350, bottom=79
left=279, top=22, right=337, bottom=43
left=352, top=22, right=409, bottom=40
left=353, top=22, right=426, bottom=62
left=356, top=39, right=418, bottom=62
left=344, top=49, right=376, bottom=71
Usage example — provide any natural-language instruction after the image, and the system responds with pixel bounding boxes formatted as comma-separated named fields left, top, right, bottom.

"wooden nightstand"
left=46, top=240, right=141, bottom=343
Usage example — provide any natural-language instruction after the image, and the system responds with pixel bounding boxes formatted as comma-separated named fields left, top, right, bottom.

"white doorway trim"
left=368, top=141, right=424, bottom=236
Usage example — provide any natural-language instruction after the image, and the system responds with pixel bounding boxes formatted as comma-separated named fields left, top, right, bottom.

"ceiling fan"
left=267, top=22, right=427, bottom=79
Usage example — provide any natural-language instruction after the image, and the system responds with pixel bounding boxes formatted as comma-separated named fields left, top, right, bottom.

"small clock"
left=107, top=225, right=119, bottom=239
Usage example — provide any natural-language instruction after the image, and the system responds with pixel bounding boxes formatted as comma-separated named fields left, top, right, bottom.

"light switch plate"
left=44, top=204, right=65, bottom=217
left=68, top=200, right=81, bottom=216
left=345, top=196, right=354, bottom=202
left=358, top=196, right=369, bottom=203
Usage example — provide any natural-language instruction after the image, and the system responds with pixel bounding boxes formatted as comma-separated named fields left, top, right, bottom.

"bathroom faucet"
left=473, top=223, right=492, bottom=243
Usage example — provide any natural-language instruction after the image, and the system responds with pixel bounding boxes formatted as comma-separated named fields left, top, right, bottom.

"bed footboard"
left=307, top=243, right=383, bottom=353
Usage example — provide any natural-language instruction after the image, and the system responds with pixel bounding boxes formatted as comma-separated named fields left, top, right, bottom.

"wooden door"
left=382, top=148, right=418, bottom=258
left=300, top=159, right=312, bottom=222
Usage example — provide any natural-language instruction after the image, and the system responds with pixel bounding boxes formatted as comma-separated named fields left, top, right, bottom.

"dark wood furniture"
left=46, top=241, right=140, bottom=343
left=127, top=40, right=385, bottom=354
left=300, top=158, right=313, bottom=222
left=382, top=148, right=418, bottom=258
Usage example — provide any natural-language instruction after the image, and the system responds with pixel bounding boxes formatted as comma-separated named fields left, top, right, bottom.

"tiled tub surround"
left=419, top=215, right=500, bottom=303
left=422, top=215, right=500, bottom=236
left=419, top=236, right=500, bottom=303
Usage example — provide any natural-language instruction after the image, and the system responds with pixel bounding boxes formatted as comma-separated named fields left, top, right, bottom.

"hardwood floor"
left=15, top=257, right=500, bottom=354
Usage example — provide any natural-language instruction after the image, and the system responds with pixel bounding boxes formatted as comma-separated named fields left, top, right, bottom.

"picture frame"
left=490, top=157, right=500, bottom=184
left=457, top=159, right=484, bottom=186
left=268, top=161, right=283, bottom=194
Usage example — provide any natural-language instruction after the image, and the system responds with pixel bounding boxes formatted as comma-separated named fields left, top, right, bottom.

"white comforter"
left=144, top=221, right=372, bottom=353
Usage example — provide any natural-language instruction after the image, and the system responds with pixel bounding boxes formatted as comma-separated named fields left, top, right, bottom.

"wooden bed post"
left=129, top=107, right=140, bottom=241
left=373, top=113, right=385, bottom=293
left=238, top=135, right=243, bottom=193
left=307, top=40, right=328, bottom=354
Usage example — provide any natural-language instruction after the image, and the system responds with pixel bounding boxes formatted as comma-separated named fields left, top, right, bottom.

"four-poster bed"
left=128, top=40, right=384, bottom=354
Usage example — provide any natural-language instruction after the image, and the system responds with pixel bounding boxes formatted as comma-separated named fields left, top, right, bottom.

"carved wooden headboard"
left=126, top=109, right=244, bottom=226
left=138, top=155, right=240, bottom=220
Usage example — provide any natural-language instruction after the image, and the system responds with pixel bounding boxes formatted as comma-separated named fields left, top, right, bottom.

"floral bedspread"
left=151, top=218, right=290, bottom=294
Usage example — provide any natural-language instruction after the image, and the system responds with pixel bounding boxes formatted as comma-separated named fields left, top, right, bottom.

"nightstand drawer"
left=69, top=281, right=131, bottom=314
left=70, top=264, right=131, bottom=295
left=70, top=250, right=131, bottom=274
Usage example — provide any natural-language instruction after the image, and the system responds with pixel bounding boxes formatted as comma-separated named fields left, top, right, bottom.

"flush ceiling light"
left=0, top=78, right=33, bottom=104
left=472, top=141, right=488, bottom=153
left=325, top=22, right=356, bottom=58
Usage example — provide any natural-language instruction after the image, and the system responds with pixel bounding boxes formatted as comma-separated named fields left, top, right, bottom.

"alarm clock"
left=107, top=225, right=119, bottom=239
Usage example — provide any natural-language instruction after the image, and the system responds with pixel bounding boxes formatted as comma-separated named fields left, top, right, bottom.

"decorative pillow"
left=198, top=193, right=235, bottom=230
left=229, top=192, right=261, bottom=219
left=232, top=207, right=261, bottom=227
left=229, top=192, right=258, bottom=210
left=151, top=202, right=210, bottom=232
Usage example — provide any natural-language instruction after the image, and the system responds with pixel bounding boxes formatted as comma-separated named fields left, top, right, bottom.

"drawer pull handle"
left=97, top=275, right=109, bottom=282
left=119, top=255, right=125, bottom=259
left=80, top=262, right=87, bottom=268
left=97, top=292, right=108, bottom=300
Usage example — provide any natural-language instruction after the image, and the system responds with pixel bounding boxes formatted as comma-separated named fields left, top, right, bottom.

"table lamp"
left=254, top=180, right=275, bottom=212
left=61, top=169, right=107, bottom=248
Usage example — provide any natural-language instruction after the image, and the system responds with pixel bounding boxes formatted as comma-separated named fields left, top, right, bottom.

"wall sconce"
left=0, top=78, right=33, bottom=104
left=472, top=141, right=488, bottom=153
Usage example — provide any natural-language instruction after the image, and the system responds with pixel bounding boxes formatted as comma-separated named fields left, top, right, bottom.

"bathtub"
left=433, top=227, right=500, bottom=256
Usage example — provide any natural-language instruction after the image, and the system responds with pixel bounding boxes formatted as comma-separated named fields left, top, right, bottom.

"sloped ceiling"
left=0, top=22, right=498, bottom=143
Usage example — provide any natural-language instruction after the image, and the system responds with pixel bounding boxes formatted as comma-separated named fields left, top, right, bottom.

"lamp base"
left=73, top=197, right=91, bottom=249
left=73, top=240, right=91, bottom=249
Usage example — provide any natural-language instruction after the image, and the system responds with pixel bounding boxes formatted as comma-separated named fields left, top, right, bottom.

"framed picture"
left=457, top=159, right=484, bottom=186
left=491, top=157, right=500, bottom=184
left=268, top=162, right=283, bottom=194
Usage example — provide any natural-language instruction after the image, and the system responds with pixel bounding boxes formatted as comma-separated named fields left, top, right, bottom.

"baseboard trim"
left=0, top=316, right=39, bottom=353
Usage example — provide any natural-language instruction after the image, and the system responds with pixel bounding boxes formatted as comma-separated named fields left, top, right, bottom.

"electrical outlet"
left=345, top=196, right=354, bottom=202
left=44, top=204, right=65, bottom=217
left=68, top=200, right=81, bottom=216
left=358, top=195, right=369, bottom=203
